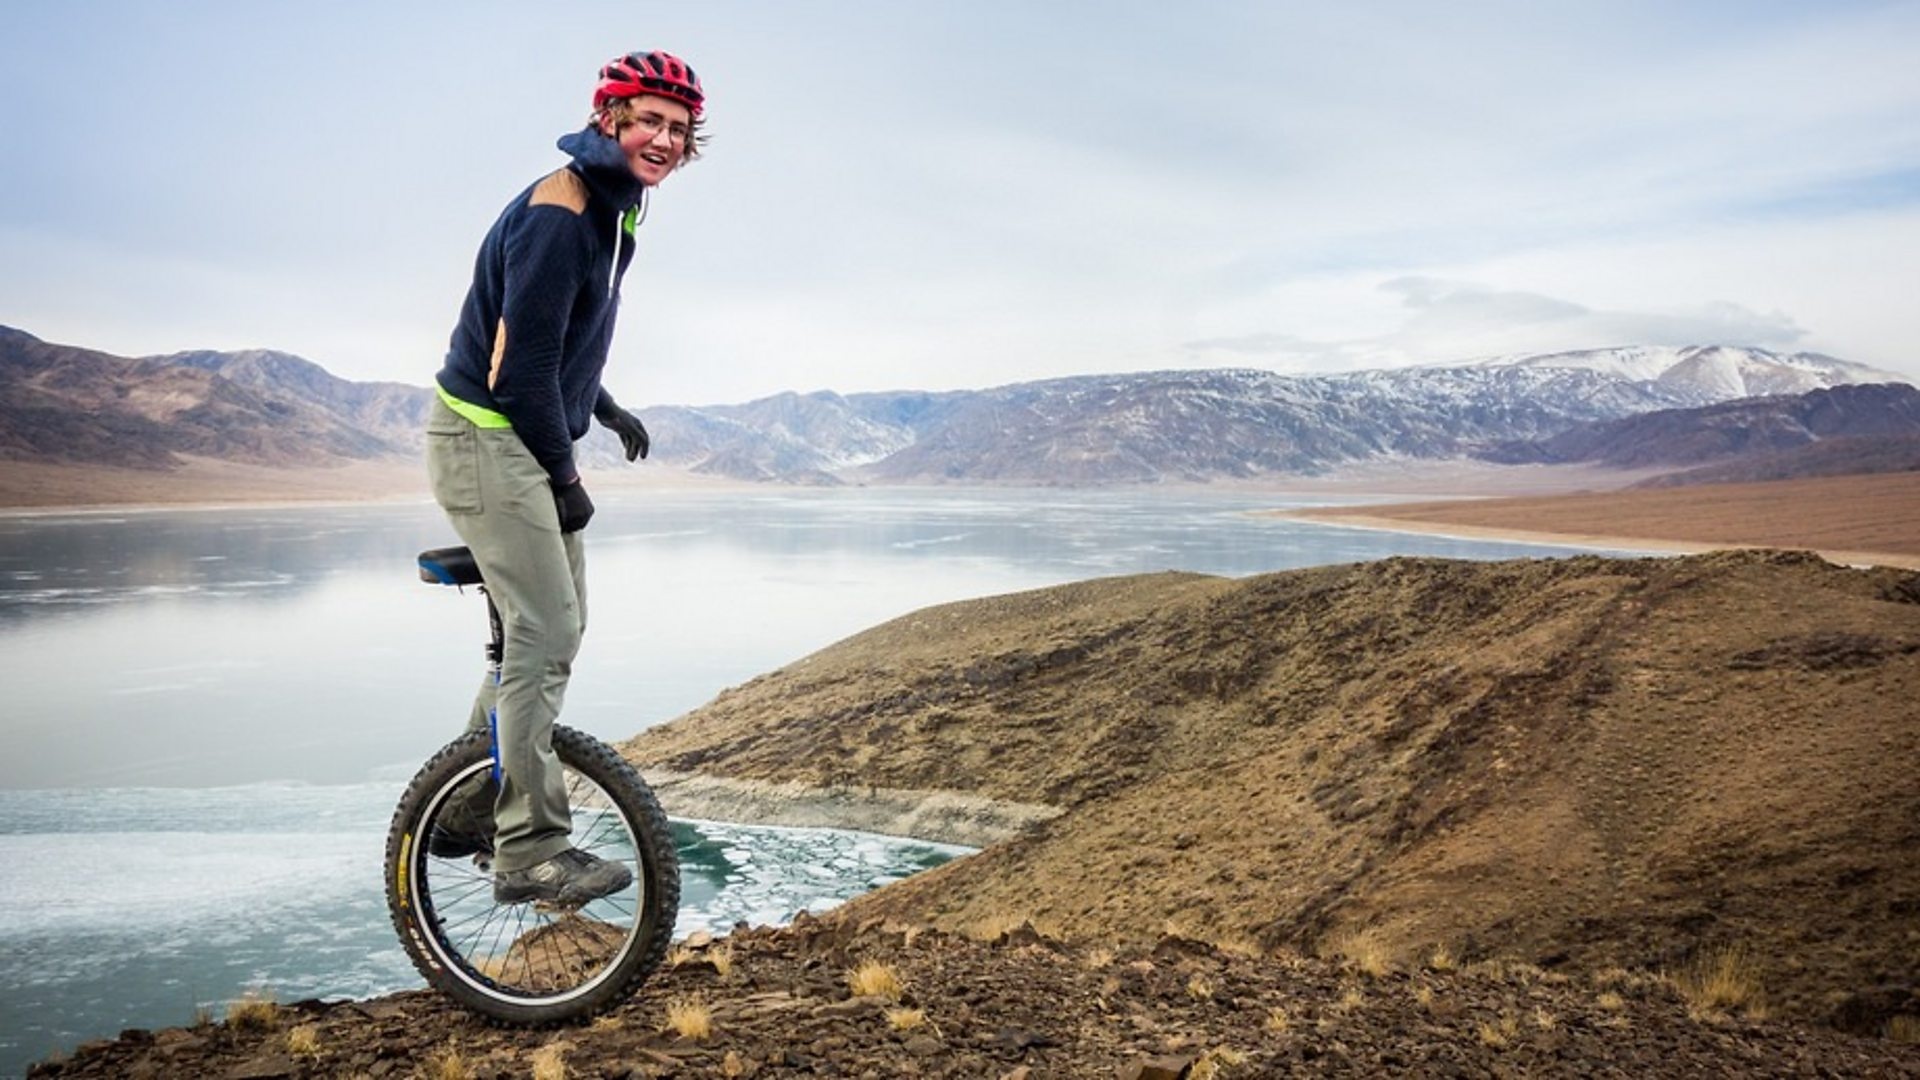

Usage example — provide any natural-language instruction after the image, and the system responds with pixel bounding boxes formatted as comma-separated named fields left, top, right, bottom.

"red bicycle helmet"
left=593, top=50, right=704, bottom=116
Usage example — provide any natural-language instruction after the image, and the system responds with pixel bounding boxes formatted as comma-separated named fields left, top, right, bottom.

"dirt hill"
left=34, top=550, right=1920, bottom=1076
left=622, top=550, right=1920, bottom=1033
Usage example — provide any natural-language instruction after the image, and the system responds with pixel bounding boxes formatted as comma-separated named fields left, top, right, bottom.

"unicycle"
left=384, top=545, right=679, bottom=1024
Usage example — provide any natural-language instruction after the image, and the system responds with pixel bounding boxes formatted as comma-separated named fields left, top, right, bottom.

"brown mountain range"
left=1480, top=382, right=1920, bottom=475
left=6, top=325, right=1916, bottom=505
left=622, top=549, right=1920, bottom=1035
left=0, top=325, right=424, bottom=470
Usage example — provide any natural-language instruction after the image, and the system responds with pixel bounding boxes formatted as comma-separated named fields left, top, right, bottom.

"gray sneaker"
left=493, top=848, right=633, bottom=906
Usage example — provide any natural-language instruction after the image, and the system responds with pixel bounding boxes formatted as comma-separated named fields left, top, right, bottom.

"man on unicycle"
left=424, top=50, right=706, bottom=908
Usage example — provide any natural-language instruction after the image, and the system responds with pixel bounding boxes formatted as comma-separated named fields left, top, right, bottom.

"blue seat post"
left=483, top=587, right=505, bottom=783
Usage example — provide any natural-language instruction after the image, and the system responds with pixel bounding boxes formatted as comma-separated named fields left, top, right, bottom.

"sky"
left=3, top=1, right=1918, bottom=406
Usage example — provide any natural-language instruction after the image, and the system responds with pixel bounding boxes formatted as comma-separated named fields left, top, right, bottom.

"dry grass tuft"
left=664, top=995, right=713, bottom=1041
left=1596, top=991, right=1627, bottom=1012
left=1082, top=946, right=1116, bottom=970
left=1426, top=944, right=1456, bottom=971
left=1335, top=985, right=1366, bottom=1013
left=1887, top=1015, right=1920, bottom=1044
left=225, top=990, right=279, bottom=1032
left=590, top=1014, right=625, bottom=1033
left=846, top=959, right=905, bottom=1000
left=1191, top=1046, right=1250, bottom=1079
left=1213, top=934, right=1265, bottom=959
left=426, top=1045, right=474, bottom=1080
left=1591, top=965, right=1663, bottom=999
left=1414, top=985, right=1436, bottom=1011
left=1475, top=1011, right=1523, bottom=1049
left=1592, top=966, right=1634, bottom=989
left=709, top=942, right=735, bottom=978
left=1506, top=961, right=1545, bottom=983
left=1671, top=944, right=1766, bottom=1017
left=1324, top=927, right=1392, bottom=978
left=721, top=1050, right=749, bottom=1077
left=530, top=1043, right=569, bottom=1080
left=969, top=913, right=1035, bottom=941
left=1264, top=1006, right=1291, bottom=1033
left=1186, top=974, right=1216, bottom=1002
left=1534, top=1007, right=1558, bottom=1031
left=285, top=1023, right=320, bottom=1057
left=885, top=1006, right=928, bottom=1031
left=1463, top=958, right=1506, bottom=981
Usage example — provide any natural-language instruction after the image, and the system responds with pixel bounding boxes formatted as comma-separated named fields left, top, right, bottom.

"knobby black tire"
left=384, top=726, right=679, bottom=1025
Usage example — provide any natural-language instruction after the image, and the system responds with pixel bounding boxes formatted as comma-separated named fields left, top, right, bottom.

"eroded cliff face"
left=623, top=550, right=1920, bottom=1028
left=643, top=769, right=1059, bottom=848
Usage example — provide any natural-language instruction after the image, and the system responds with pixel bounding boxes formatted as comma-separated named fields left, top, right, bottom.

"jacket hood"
left=557, top=126, right=649, bottom=208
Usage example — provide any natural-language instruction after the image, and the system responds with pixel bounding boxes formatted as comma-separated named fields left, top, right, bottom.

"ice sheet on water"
left=889, top=533, right=970, bottom=550
left=673, top=818, right=969, bottom=938
left=0, top=782, right=398, bottom=835
left=0, top=829, right=374, bottom=939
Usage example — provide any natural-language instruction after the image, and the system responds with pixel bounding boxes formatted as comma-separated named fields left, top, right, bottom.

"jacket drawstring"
left=608, top=187, right=650, bottom=298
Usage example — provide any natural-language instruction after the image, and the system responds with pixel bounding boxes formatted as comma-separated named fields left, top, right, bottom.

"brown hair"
left=593, top=95, right=707, bottom=165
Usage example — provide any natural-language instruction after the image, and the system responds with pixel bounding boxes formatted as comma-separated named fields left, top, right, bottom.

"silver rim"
left=410, top=757, right=646, bottom=1006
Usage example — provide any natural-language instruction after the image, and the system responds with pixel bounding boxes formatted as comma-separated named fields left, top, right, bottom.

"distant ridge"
left=1, top=325, right=1911, bottom=488
left=1632, top=433, right=1920, bottom=488
left=0, top=326, right=426, bottom=469
left=1479, top=382, right=1920, bottom=472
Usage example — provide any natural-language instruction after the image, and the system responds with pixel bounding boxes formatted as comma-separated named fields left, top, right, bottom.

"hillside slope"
left=623, top=551, right=1920, bottom=1030
left=0, top=327, right=418, bottom=468
left=1480, top=383, right=1920, bottom=469
left=1631, top=433, right=1920, bottom=488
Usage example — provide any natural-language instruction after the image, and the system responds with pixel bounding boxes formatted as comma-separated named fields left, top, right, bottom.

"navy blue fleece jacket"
left=435, top=127, right=648, bottom=485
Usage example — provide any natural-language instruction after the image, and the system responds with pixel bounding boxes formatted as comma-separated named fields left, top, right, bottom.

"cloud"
left=1182, top=277, right=1810, bottom=372
left=1383, top=277, right=1808, bottom=352
left=1379, top=277, right=1591, bottom=324
left=4, top=3, right=1916, bottom=399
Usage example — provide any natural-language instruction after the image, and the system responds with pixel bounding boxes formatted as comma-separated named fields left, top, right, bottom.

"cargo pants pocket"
left=426, top=403, right=483, bottom=515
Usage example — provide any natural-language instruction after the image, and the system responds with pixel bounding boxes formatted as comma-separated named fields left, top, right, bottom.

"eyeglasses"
left=627, top=111, right=691, bottom=146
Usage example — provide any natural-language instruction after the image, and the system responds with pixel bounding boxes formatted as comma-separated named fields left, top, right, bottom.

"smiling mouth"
left=639, top=151, right=670, bottom=167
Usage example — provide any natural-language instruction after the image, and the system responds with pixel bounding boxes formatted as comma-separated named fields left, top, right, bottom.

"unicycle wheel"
left=384, top=726, right=679, bottom=1024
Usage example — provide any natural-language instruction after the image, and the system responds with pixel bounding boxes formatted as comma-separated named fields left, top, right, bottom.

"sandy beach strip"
left=1278, top=470, right=1920, bottom=570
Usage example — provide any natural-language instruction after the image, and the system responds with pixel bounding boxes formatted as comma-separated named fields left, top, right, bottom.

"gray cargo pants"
left=425, top=397, right=584, bottom=873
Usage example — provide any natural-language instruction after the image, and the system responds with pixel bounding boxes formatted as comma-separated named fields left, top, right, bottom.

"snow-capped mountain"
left=639, top=346, right=1912, bottom=484
left=1465, top=345, right=1905, bottom=403
left=5, top=325, right=1910, bottom=486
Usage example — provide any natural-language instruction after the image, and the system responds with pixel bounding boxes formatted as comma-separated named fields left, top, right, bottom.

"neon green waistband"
left=436, top=384, right=513, bottom=429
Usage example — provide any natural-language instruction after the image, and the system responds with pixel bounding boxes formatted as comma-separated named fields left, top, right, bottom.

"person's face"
left=602, top=94, right=692, bottom=186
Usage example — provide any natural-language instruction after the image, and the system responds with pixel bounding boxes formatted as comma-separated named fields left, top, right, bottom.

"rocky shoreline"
left=29, top=919, right=1920, bottom=1078
left=644, top=769, right=1060, bottom=849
